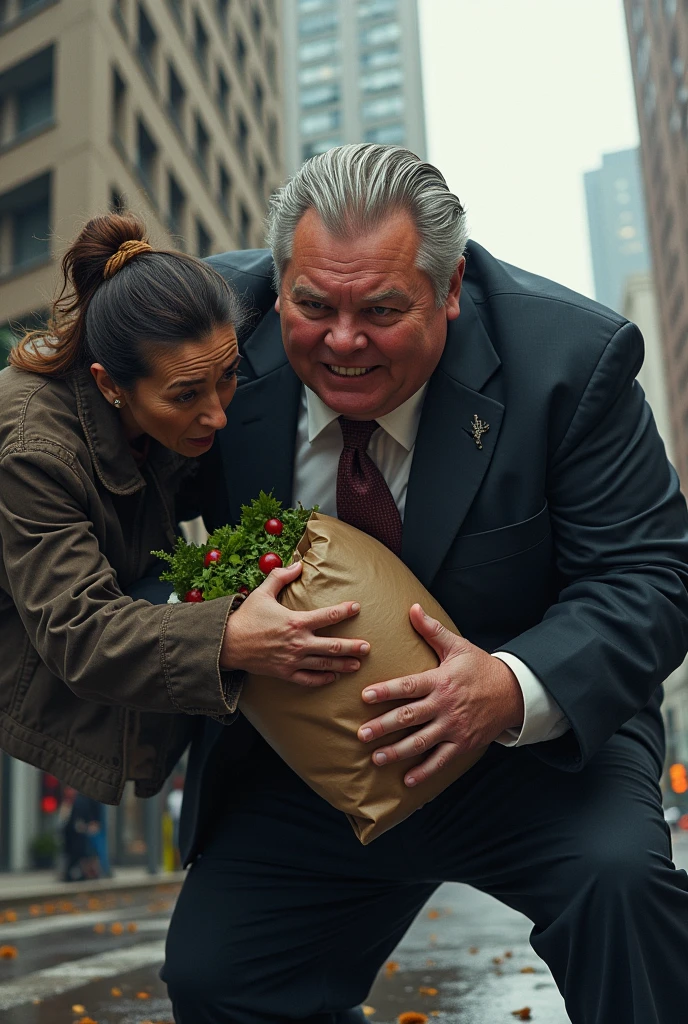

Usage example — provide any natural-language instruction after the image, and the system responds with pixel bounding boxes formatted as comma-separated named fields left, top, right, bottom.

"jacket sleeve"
left=498, top=321, right=688, bottom=769
left=0, top=446, right=240, bottom=718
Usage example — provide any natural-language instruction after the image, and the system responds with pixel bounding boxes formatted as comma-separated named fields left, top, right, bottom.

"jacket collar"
left=71, top=369, right=189, bottom=496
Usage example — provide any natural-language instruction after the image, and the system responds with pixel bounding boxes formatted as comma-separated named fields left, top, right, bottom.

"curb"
left=0, top=870, right=186, bottom=905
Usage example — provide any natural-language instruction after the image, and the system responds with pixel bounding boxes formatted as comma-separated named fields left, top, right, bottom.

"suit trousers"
left=162, top=727, right=688, bottom=1024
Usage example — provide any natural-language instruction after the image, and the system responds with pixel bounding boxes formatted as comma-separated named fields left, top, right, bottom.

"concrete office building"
left=623, top=0, right=688, bottom=490
left=282, top=0, right=426, bottom=173
left=0, top=0, right=283, bottom=870
left=584, top=147, right=652, bottom=314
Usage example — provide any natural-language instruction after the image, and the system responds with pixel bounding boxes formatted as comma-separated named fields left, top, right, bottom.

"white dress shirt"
left=292, top=384, right=569, bottom=747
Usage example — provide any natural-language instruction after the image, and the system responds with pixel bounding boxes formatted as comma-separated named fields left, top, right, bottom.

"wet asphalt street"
left=0, top=834, right=686, bottom=1024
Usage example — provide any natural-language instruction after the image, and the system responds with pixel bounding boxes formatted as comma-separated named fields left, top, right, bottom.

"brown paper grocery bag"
left=240, top=513, right=486, bottom=844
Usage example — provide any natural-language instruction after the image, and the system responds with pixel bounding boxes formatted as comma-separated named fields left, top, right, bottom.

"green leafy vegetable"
left=152, top=491, right=316, bottom=601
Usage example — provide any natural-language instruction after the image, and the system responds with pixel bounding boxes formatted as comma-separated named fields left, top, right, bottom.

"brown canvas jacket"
left=0, top=365, right=241, bottom=804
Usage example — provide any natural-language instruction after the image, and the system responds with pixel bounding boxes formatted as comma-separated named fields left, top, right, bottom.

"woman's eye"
left=221, top=368, right=238, bottom=382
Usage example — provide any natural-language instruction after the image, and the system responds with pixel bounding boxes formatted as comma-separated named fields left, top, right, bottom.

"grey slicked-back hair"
left=265, top=144, right=468, bottom=308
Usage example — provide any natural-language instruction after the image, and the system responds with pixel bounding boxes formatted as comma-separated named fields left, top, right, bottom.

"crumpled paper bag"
left=239, top=513, right=486, bottom=843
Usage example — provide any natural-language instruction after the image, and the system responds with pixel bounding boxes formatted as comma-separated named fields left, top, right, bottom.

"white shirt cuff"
left=491, top=652, right=570, bottom=747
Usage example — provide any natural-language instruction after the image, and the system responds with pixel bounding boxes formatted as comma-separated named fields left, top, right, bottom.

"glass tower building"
left=282, top=0, right=426, bottom=172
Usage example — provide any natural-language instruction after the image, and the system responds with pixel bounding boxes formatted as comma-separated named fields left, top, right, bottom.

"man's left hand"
left=357, top=604, right=524, bottom=787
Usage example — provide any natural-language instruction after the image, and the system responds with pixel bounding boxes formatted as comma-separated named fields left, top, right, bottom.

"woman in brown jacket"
left=0, top=212, right=367, bottom=804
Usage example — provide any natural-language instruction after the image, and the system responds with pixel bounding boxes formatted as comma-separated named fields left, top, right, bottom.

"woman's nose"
left=200, top=397, right=228, bottom=431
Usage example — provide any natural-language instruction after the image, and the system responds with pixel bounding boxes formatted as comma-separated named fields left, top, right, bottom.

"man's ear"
left=90, top=364, right=124, bottom=406
left=445, top=257, right=466, bottom=322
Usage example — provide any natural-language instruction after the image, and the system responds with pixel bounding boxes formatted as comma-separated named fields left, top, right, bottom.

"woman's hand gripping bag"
left=239, top=513, right=486, bottom=844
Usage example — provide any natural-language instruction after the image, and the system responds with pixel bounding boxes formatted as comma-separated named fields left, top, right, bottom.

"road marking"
left=0, top=940, right=166, bottom=1009
left=0, top=907, right=169, bottom=940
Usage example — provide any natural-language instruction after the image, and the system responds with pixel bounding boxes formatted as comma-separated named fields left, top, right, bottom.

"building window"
left=216, top=0, right=229, bottom=33
left=194, top=12, right=209, bottom=78
left=299, top=11, right=339, bottom=36
left=256, top=158, right=266, bottom=198
left=110, top=188, right=126, bottom=213
left=358, top=0, right=398, bottom=18
left=0, top=46, right=54, bottom=148
left=252, top=79, right=264, bottom=121
left=361, top=94, right=404, bottom=122
left=217, top=67, right=230, bottom=120
left=235, top=30, right=247, bottom=76
left=359, top=21, right=401, bottom=47
left=360, top=67, right=403, bottom=93
left=239, top=203, right=251, bottom=249
left=137, top=3, right=158, bottom=85
left=360, top=45, right=400, bottom=70
left=168, top=62, right=185, bottom=132
left=194, top=114, right=210, bottom=175
left=218, top=161, right=232, bottom=218
left=167, top=173, right=186, bottom=237
left=111, top=67, right=127, bottom=150
left=196, top=217, right=212, bottom=257
left=299, top=37, right=339, bottom=63
left=301, top=109, right=340, bottom=136
left=236, top=112, right=248, bottom=156
left=364, top=122, right=404, bottom=145
left=0, top=173, right=51, bottom=276
left=136, top=117, right=158, bottom=197
left=299, top=63, right=340, bottom=86
left=299, top=0, right=337, bottom=11
left=300, top=83, right=339, bottom=108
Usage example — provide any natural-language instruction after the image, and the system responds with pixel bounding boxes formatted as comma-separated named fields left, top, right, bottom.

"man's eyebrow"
left=166, top=353, right=241, bottom=390
left=362, top=289, right=408, bottom=305
left=290, top=284, right=329, bottom=301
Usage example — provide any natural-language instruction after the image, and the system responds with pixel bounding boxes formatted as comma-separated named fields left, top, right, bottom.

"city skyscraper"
left=0, top=0, right=284, bottom=359
left=281, top=0, right=426, bottom=174
left=622, top=0, right=688, bottom=489
left=584, top=147, right=651, bottom=313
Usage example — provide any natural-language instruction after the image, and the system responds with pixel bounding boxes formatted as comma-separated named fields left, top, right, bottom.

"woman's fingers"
left=305, top=600, right=362, bottom=631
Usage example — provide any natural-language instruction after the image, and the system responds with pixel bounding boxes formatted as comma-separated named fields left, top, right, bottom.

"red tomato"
left=184, top=589, right=204, bottom=603
left=264, top=518, right=284, bottom=536
left=258, top=552, right=283, bottom=574
left=204, top=549, right=222, bottom=567
left=238, top=585, right=250, bottom=596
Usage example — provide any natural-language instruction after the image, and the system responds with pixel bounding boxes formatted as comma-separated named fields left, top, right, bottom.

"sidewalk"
left=0, top=865, right=185, bottom=904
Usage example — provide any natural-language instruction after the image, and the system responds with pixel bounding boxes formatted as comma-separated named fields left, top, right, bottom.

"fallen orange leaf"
left=427, top=909, right=440, bottom=919
left=29, top=905, right=41, bottom=917
left=520, top=966, right=536, bottom=974
left=110, top=922, right=124, bottom=935
left=385, top=960, right=400, bottom=975
left=398, top=1014, right=429, bottom=1024
left=4, top=910, right=16, bottom=922
left=126, top=922, right=138, bottom=932
left=75, top=1018, right=98, bottom=1024
left=468, top=946, right=479, bottom=954
left=111, top=987, right=122, bottom=996
left=43, top=903, right=55, bottom=915
left=418, top=987, right=438, bottom=996
left=0, top=945, right=17, bottom=959
left=136, top=991, right=151, bottom=999
left=71, top=1006, right=86, bottom=1014
left=511, top=1010, right=532, bottom=1021
left=93, top=923, right=106, bottom=934
left=504, top=950, right=513, bottom=958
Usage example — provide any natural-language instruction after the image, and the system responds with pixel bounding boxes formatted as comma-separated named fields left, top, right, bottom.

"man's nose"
left=324, top=320, right=368, bottom=354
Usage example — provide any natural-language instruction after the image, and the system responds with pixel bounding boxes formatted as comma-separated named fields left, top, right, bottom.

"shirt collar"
left=305, top=382, right=428, bottom=452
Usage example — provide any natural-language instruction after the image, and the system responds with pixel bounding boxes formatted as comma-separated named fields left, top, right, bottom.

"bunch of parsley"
left=152, top=492, right=315, bottom=601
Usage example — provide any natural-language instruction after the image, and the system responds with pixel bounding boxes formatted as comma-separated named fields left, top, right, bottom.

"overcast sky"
left=417, top=0, right=639, bottom=299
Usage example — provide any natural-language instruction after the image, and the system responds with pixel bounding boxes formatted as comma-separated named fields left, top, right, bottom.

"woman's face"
left=92, top=324, right=240, bottom=457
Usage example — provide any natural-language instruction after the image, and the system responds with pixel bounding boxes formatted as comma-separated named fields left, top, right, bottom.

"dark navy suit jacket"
left=175, top=240, right=688, bottom=864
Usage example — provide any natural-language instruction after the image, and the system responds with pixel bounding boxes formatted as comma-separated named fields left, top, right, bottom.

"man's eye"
left=369, top=306, right=393, bottom=316
left=176, top=391, right=196, bottom=404
left=305, top=301, right=327, bottom=311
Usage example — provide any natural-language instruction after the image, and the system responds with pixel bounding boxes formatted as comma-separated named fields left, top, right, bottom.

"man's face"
left=275, top=208, right=465, bottom=420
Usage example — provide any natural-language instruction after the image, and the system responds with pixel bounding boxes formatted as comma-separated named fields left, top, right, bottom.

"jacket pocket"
left=441, top=502, right=551, bottom=571
left=10, top=636, right=41, bottom=716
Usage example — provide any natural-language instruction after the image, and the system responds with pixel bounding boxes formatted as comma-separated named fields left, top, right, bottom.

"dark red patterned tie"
left=336, top=417, right=403, bottom=556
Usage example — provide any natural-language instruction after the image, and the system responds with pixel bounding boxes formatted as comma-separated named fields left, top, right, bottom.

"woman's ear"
left=90, top=364, right=125, bottom=407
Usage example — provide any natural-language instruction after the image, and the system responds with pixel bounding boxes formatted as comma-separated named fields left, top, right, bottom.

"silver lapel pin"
left=469, top=413, right=489, bottom=450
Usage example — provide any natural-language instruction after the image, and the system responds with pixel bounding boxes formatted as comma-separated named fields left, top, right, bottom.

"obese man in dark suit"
left=163, top=145, right=688, bottom=1024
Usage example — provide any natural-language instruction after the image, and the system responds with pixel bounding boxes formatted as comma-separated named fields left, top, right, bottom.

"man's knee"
left=576, top=834, right=673, bottom=906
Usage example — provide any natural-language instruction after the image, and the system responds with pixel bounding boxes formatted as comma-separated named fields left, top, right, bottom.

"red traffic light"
left=41, top=795, right=58, bottom=814
left=669, top=763, right=688, bottom=794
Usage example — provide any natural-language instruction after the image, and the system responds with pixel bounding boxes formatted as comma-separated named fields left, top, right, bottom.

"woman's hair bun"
left=66, top=212, right=149, bottom=303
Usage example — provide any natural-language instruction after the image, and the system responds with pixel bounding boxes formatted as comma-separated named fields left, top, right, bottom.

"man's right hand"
left=220, top=561, right=370, bottom=686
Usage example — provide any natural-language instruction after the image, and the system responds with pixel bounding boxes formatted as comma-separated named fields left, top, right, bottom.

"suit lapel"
left=220, top=309, right=302, bottom=523
left=402, top=289, right=504, bottom=588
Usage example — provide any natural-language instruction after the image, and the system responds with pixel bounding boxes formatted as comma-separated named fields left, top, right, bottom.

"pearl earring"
left=113, top=399, right=122, bottom=409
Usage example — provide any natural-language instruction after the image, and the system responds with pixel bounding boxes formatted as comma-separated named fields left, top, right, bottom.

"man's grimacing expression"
left=275, top=207, right=465, bottom=420
left=90, top=324, right=240, bottom=457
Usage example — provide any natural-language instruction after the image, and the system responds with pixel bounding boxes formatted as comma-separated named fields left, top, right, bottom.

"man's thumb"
left=410, top=603, right=455, bottom=659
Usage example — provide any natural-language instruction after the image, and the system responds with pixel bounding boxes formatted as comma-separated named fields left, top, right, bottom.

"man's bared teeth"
left=328, top=365, right=374, bottom=376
